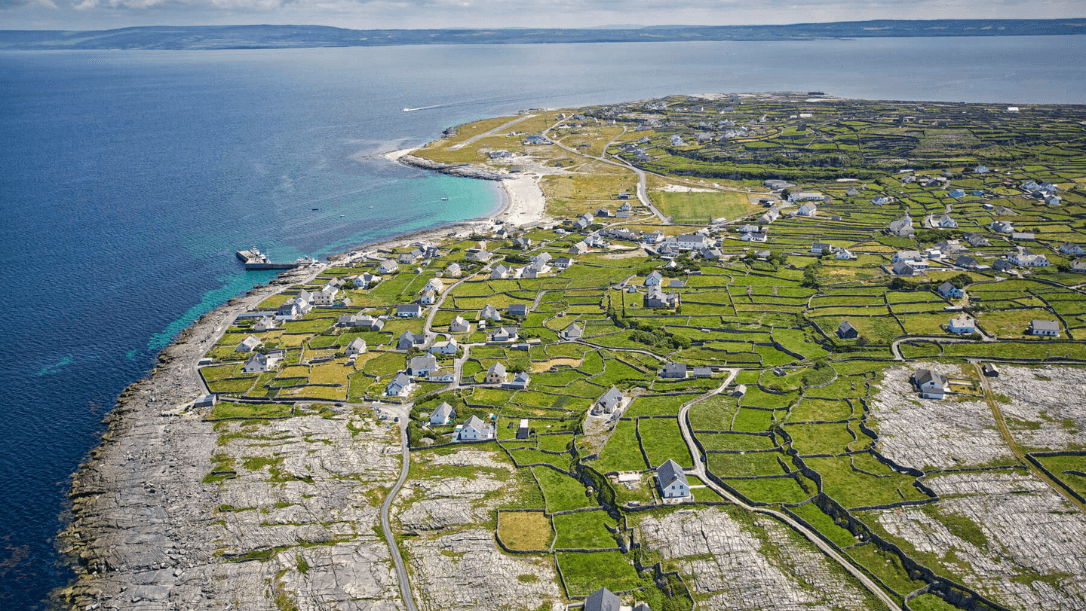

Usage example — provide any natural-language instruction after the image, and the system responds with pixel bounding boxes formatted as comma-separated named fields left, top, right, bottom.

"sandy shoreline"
left=335, top=147, right=548, bottom=259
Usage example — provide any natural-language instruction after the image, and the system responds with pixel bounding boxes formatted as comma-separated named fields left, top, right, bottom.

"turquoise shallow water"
left=1, top=37, right=1084, bottom=607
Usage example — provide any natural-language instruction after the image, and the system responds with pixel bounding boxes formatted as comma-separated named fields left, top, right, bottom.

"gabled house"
left=796, top=202, right=818, bottom=217
left=837, top=320, right=858, bottom=339
left=345, top=338, right=367, bottom=357
left=949, top=189, right=966, bottom=199
left=871, top=197, right=889, bottom=206
left=397, top=331, right=427, bottom=351
left=993, top=259, right=1012, bottom=272
left=948, top=316, right=976, bottom=334
left=254, top=316, right=278, bottom=332
left=569, top=242, right=589, bottom=255
left=657, top=459, right=691, bottom=500
left=1073, top=260, right=1086, bottom=273
left=811, top=242, right=832, bottom=255
left=892, top=250, right=923, bottom=263
left=419, top=289, right=438, bottom=305
left=409, top=355, right=439, bottom=377
left=458, top=415, right=494, bottom=441
left=1011, top=232, right=1036, bottom=242
left=643, top=231, right=665, bottom=245
left=489, top=326, right=519, bottom=343
left=392, top=302, right=423, bottom=318
left=937, top=214, right=958, bottom=228
left=1009, top=251, right=1049, bottom=267
left=834, top=248, right=856, bottom=260
left=427, top=370, right=455, bottom=383
left=338, top=313, right=384, bottom=331
left=965, top=233, right=989, bottom=247
left=892, top=261, right=918, bottom=277
left=661, top=362, right=687, bottom=379
left=429, top=338, right=458, bottom=355
left=937, top=281, right=964, bottom=299
left=378, top=260, right=399, bottom=274
left=480, top=304, right=502, bottom=322
left=914, top=368, right=949, bottom=400
left=354, top=272, right=380, bottom=289
left=955, top=255, right=979, bottom=269
left=242, top=350, right=284, bottom=374
left=505, top=372, right=530, bottom=390
left=644, top=271, right=663, bottom=287
left=449, top=316, right=471, bottom=334
left=1059, top=243, right=1086, bottom=256
left=740, top=231, right=768, bottom=243
left=386, top=372, right=413, bottom=397
left=236, top=335, right=262, bottom=353
left=846, top=187, right=860, bottom=197
left=508, top=303, right=529, bottom=317
left=490, top=265, right=510, bottom=280
left=445, top=262, right=462, bottom=278
left=554, top=256, right=575, bottom=270
left=430, top=402, right=456, bottom=425
left=888, top=215, right=915, bottom=237
left=644, top=285, right=680, bottom=308
left=584, top=588, right=621, bottom=611
left=514, top=237, right=532, bottom=250
left=990, top=220, right=1014, bottom=233
left=561, top=323, right=583, bottom=341
left=485, top=362, right=507, bottom=384
left=1030, top=320, right=1060, bottom=337
left=592, top=386, right=625, bottom=415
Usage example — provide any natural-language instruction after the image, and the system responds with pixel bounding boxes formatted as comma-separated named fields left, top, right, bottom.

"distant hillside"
left=1, top=20, right=1085, bottom=50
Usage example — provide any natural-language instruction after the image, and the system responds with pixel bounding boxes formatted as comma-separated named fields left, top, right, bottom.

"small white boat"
left=441, top=197, right=448, bottom=201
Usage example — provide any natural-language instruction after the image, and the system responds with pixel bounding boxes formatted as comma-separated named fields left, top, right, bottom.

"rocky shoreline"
left=52, top=145, right=548, bottom=610
left=52, top=259, right=411, bottom=610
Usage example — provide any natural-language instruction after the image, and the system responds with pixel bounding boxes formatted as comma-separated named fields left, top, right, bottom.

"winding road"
left=380, top=412, right=417, bottom=611
left=675, top=370, right=903, bottom=611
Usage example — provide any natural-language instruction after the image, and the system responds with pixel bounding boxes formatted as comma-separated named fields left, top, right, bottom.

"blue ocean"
left=0, top=36, right=1084, bottom=607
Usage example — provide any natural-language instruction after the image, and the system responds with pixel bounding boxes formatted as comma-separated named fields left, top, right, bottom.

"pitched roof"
left=432, top=402, right=454, bottom=419
left=657, top=459, right=688, bottom=489
left=1032, top=320, right=1060, bottom=332
left=598, top=386, right=624, bottom=408
left=584, top=587, right=622, bottom=611
left=487, top=362, right=507, bottom=377
left=463, top=414, right=486, bottom=430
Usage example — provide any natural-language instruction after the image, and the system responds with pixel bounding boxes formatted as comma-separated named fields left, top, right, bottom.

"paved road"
left=450, top=114, right=535, bottom=151
left=542, top=120, right=669, bottom=224
left=675, top=370, right=903, bottom=611
left=380, top=407, right=417, bottom=611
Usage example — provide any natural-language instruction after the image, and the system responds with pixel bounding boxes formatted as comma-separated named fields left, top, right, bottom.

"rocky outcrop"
left=398, top=155, right=508, bottom=181
left=53, top=263, right=406, bottom=611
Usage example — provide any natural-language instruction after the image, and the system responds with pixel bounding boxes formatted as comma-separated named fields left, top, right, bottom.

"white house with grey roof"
left=385, top=373, right=413, bottom=397
left=480, top=304, right=502, bottom=322
left=948, top=316, right=976, bottom=334
left=561, top=322, right=583, bottom=340
left=449, top=316, right=471, bottom=334
left=408, top=355, right=439, bottom=377
left=458, top=415, right=494, bottom=441
left=242, top=350, right=284, bottom=374
left=592, top=386, right=625, bottom=416
left=345, top=337, right=367, bottom=356
left=1030, top=320, right=1060, bottom=337
left=914, top=368, right=949, bottom=400
left=430, top=402, right=456, bottom=425
left=656, top=459, right=691, bottom=500
left=236, top=335, right=262, bottom=353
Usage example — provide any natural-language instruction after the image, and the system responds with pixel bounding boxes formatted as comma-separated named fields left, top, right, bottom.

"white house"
left=914, top=368, right=949, bottom=400
left=990, top=221, right=1014, bottom=234
left=445, top=262, right=462, bottom=277
left=504, top=372, right=531, bottom=390
left=592, top=386, right=625, bottom=415
left=429, top=338, right=458, bottom=355
left=480, top=304, right=502, bottom=322
left=948, top=316, right=976, bottom=334
left=253, top=316, right=278, bottom=332
left=449, top=316, right=471, bottom=334
left=485, top=362, right=508, bottom=384
left=385, top=372, right=413, bottom=397
left=569, top=242, right=589, bottom=255
left=345, top=337, right=367, bottom=356
left=561, top=323, right=584, bottom=340
left=378, top=260, right=399, bottom=274
left=430, top=402, right=456, bottom=425
left=656, top=459, right=691, bottom=500
left=1030, top=320, right=1060, bottom=337
left=396, top=304, right=423, bottom=318
left=458, top=415, right=494, bottom=441
left=796, top=202, right=818, bottom=217
left=1059, top=243, right=1086, bottom=256
left=419, top=289, right=438, bottom=305
left=1009, top=251, right=1049, bottom=267
left=236, top=335, right=262, bottom=353
left=242, top=350, right=284, bottom=374
left=408, top=355, right=439, bottom=377
left=644, top=271, right=663, bottom=287
left=937, top=214, right=958, bottom=228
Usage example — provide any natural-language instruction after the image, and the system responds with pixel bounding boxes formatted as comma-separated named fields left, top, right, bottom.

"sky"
left=1, top=0, right=1083, bottom=31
